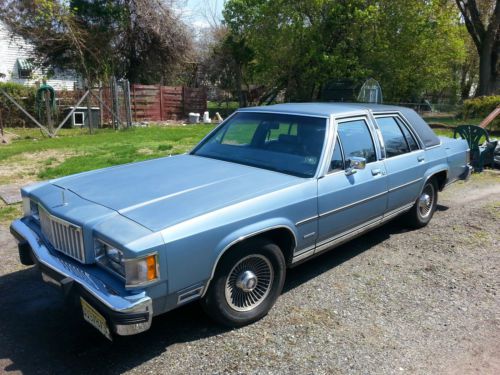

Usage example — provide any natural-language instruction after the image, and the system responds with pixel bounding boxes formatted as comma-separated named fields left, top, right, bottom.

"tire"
left=405, top=178, right=438, bottom=228
left=201, top=238, right=286, bottom=327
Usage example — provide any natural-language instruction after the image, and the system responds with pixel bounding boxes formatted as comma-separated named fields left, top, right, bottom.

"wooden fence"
left=131, top=85, right=207, bottom=122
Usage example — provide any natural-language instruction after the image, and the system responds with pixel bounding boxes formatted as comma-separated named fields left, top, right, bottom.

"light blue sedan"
left=10, top=103, right=472, bottom=339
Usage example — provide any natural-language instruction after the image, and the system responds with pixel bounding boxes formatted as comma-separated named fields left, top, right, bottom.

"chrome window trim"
left=321, top=113, right=382, bottom=177
left=372, top=111, right=429, bottom=150
left=373, top=113, right=422, bottom=158
left=317, top=114, right=337, bottom=178
left=313, top=114, right=335, bottom=179
left=326, top=133, right=346, bottom=175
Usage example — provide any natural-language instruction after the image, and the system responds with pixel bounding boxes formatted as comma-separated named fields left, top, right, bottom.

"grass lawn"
left=0, top=125, right=215, bottom=181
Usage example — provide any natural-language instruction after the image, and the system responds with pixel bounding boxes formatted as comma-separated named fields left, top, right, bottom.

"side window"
left=329, top=139, right=344, bottom=172
left=375, top=117, right=410, bottom=157
left=396, top=118, right=419, bottom=151
left=337, top=119, right=377, bottom=163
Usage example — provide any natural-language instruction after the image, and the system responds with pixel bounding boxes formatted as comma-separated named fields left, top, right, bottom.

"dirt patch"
left=0, top=149, right=79, bottom=185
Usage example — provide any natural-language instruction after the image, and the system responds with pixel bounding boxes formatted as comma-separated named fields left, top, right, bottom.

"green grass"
left=0, top=204, right=22, bottom=225
left=422, top=116, right=482, bottom=127
left=0, top=125, right=215, bottom=180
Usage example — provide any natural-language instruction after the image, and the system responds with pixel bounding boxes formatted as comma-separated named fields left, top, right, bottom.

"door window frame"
left=323, top=114, right=382, bottom=176
left=373, top=112, right=424, bottom=152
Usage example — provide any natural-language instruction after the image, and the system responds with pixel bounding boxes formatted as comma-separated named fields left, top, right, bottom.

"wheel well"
left=431, top=170, right=448, bottom=191
left=220, top=227, right=296, bottom=267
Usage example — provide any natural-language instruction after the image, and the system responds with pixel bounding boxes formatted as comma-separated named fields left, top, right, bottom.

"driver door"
left=316, top=117, right=388, bottom=250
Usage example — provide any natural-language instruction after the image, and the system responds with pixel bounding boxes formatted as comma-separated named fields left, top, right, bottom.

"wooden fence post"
left=159, top=85, right=163, bottom=121
left=87, top=87, right=94, bottom=134
left=132, top=84, right=137, bottom=123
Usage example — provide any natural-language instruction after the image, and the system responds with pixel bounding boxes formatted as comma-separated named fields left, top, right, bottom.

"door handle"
left=417, top=156, right=425, bottom=162
left=371, top=168, right=382, bottom=176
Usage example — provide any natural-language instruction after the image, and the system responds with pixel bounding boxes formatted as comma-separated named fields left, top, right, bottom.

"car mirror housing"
left=345, top=156, right=366, bottom=175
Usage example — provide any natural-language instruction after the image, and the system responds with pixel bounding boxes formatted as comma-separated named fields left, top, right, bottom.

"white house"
left=0, top=21, right=79, bottom=91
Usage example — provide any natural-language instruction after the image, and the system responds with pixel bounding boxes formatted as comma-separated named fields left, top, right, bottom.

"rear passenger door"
left=374, top=115, right=426, bottom=213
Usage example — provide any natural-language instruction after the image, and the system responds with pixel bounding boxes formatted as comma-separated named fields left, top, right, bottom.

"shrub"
left=463, top=96, right=500, bottom=130
left=0, top=82, right=37, bottom=127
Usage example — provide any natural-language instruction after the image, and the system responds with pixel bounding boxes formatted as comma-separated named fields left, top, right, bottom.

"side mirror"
left=345, top=156, right=366, bottom=176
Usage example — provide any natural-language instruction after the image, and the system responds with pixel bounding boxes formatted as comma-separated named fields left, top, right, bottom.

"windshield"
left=192, top=112, right=327, bottom=177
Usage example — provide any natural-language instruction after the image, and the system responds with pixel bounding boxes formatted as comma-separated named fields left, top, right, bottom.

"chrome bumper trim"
left=10, top=219, right=153, bottom=336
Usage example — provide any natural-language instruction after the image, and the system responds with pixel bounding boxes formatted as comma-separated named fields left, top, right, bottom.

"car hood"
left=51, top=154, right=301, bottom=231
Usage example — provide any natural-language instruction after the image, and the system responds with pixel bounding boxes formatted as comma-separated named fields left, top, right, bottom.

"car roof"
left=237, top=102, right=409, bottom=117
left=236, top=102, right=441, bottom=149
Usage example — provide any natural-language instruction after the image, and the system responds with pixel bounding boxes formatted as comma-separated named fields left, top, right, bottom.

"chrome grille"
left=39, top=206, right=86, bottom=263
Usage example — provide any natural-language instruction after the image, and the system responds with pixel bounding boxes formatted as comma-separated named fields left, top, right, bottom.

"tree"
left=221, top=0, right=466, bottom=103
left=0, top=0, right=193, bottom=84
left=366, top=0, right=465, bottom=101
left=455, top=0, right=500, bottom=96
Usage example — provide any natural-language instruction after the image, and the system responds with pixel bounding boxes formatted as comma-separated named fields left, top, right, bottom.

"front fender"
left=202, top=217, right=298, bottom=295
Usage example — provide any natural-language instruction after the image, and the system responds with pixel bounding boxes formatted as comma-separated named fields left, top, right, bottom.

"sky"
left=179, top=0, right=225, bottom=29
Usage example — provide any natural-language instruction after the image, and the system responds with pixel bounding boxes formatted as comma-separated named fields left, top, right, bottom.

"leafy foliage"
left=0, top=82, right=37, bottom=127
left=218, top=0, right=467, bottom=103
left=463, top=95, right=500, bottom=128
left=0, top=0, right=193, bottom=84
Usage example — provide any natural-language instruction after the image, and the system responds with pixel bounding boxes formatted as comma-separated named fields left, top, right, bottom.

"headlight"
left=22, top=197, right=39, bottom=219
left=95, top=240, right=159, bottom=286
left=95, top=240, right=125, bottom=276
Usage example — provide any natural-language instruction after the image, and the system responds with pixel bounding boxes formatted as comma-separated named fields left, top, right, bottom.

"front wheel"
left=405, top=178, right=438, bottom=228
left=201, top=238, right=286, bottom=327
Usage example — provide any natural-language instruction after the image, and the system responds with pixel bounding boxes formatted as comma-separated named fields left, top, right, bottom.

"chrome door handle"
left=417, top=156, right=425, bottom=162
left=371, top=168, right=382, bottom=176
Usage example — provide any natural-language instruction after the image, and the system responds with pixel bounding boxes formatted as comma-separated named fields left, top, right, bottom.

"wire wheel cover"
left=225, top=254, right=274, bottom=312
left=418, top=183, right=435, bottom=218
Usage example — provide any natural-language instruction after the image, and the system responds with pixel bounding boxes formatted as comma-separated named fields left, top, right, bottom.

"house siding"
left=0, top=22, right=80, bottom=91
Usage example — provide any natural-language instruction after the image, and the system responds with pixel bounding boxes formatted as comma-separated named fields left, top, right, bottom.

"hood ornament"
left=61, top=190, right=68, bottom=206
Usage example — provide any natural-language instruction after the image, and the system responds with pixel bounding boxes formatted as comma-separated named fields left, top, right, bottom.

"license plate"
left=80, top=297, right=112, bottom=340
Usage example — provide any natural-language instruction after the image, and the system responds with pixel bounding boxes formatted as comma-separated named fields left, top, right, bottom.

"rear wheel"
left=201, top=238, right=286, bottom=327
left=405, top=178, right=438, bottom=228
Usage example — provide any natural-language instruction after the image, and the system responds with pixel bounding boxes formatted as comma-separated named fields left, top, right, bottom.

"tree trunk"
left=477, top=33, right=497, bottom=96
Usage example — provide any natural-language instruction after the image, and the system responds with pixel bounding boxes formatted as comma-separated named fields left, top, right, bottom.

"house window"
left=16, top=58, right=33, bottom=79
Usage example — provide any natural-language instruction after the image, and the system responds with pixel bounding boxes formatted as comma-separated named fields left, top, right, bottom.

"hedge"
left=0, top=82, right=37, bottom=127
left=463, top=95, right=500, bottom=130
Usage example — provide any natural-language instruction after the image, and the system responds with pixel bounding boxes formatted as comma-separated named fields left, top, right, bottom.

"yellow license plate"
left=80, top=297, right=112, bottom=340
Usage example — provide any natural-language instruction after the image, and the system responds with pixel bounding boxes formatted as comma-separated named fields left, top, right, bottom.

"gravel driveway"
left=0, top=173, right=499, bottom=375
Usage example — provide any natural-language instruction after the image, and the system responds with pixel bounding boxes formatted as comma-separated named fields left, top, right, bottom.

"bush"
left=0, top=82, right=37, bottom=128
left=463, top=96, right=500, bottom=130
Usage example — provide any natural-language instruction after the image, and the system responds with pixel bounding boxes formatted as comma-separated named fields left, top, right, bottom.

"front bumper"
left=10, top=218, right=153, bottom=338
